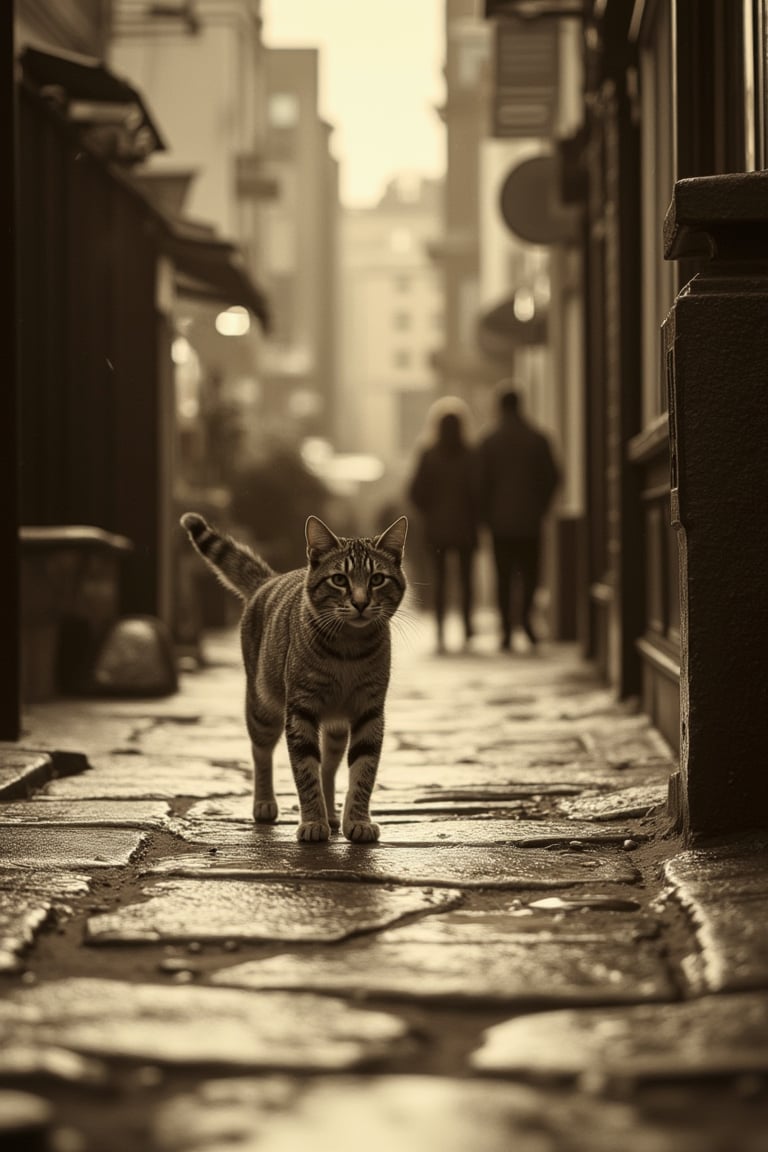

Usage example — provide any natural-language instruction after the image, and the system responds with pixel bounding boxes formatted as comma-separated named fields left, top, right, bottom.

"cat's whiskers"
left=389, top=606, right=423, bottom=646
left=310, top=608, right=344, bottom=640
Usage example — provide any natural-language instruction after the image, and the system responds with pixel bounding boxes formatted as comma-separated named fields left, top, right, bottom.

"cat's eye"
left=370, top=573, right=386, bottom=587
left=330, top=573, right=348, bottom=587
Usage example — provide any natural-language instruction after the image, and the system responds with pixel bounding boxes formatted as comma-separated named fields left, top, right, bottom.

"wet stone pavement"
left=2, top=617, right=768, bottom=1150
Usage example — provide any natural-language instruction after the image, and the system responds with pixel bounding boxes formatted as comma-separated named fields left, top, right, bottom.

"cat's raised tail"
left=180, top=513, right=275, bottom=600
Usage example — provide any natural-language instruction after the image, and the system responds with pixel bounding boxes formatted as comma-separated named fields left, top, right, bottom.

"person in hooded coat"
left=408, top=399, right=479, bottom=653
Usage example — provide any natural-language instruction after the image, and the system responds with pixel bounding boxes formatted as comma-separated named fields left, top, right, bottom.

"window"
left=394, top=274, right=411, bottom=292
left=389, top=227, right=413, bottom=254
left=393, top=313, right=410, bottom=331
left=394, top=350, right=411, bottom=370
left=268, top=93, right=299, bottom=128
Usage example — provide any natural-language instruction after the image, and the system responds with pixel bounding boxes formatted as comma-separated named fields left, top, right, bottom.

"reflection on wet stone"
left=472, top=994, right=768, bottom=1080
left=0, top=827, right=149, bottom=869
left=0, top=872, right=91, bottom=971
left=211, top=932, right=673, bottom=1005
left=0, top=752, right=55, bottom=800
left=0, top=799, right=171, bottom=827
left=152, top=1074, right=712, bottom=1152
left=0, top=979, right=412, bottom=1071
left=43, top=754, right=251, bottom=800
left=555, top=784, right=668, bottom=822
left=168, top=816, right=647, bottom=848
left=665, top=844, right=768, bottom=993
left=85, top=879, right=463, bottom=944
left=144, top=843, right=640, bottom=888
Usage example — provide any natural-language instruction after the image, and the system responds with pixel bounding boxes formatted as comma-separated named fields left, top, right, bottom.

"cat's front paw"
left=297, top=820, right=331, bottom=843
left=343, top=820, right=380, bottom=843
left=253, top=800, right=279, bottom=823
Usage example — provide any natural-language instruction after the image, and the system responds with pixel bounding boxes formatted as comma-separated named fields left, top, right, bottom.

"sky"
left=261, top=0, right=446, bottom=206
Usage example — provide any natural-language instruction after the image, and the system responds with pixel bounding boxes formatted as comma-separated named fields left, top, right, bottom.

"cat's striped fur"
left=180, top=511, right=408, bottom=842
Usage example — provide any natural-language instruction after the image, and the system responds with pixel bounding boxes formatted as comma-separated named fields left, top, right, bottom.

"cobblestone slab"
left=664, top=844, right=768, bottom=993
left=362, top=818, right=645, bottom=846
left=538, top=690, right=637, bottom=721
left=152, top=1074, right=744, bottom=1152
left=0, top=799, right=170, bottom=827
left=0, top=1048, right=106, bottom=1085
left=664, top=839, right=768, bottom=888
left=131, top=726, right=250, bottom=762
left=524, top=893, right=644, bottom=913
left=85, top=879, right=462, bottom=944
left=0, top=827, right=149, bottom=869
left=378, top=757, right=662, bottom=791
left=471, top=993, right=768, bottom=1080
left=585, top=730, right=674, bottom=765
left=0, top=979, right=411, bottom=1071
left=387, top=731, right=587, bottom=756
left=0, top=751, right=54, bottom=800
left=43, top=754, right=250, bottom=800
left=179, top=795, right=541, bottom=824
left=374, top=797, right=541, bottom=816
left=389, top=783, right=586, bottom=800
left=0, top=898, right=49, bottom=971
left=152, top=1076, right=552, bottom=1152
left=145, top=843, right=640, bottom=889
left=0, top=872, right=91, bottom=971
left=555, top=784, right=668, bottom=821
left=168, top=815, right=455, bottom=840
left=15, top=710, right=142, bottom=754
left=493, top=752, right=669, bottom=783
left=677, top=894, right=768, bottom=994
left=373, top=897, right=659, bottom=940
left=212, top=931, right=672, bottom=1005
left=167, top=816, right=645, bottom=849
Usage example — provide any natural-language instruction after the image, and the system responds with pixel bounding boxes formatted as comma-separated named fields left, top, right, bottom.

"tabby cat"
left=180, top=512, right=408, bottom=843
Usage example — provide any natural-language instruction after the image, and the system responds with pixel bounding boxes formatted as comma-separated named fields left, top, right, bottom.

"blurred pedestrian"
left=408, top=398, right=479, bottom=653
left=475, top=383, right=561, bottom=650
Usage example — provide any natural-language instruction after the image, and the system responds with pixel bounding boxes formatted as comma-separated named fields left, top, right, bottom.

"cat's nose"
left=351, top=589, right=369, bottom=613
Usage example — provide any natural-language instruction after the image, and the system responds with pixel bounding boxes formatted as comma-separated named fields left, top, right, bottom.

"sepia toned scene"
left=2, top=1, right=768, bottom=1148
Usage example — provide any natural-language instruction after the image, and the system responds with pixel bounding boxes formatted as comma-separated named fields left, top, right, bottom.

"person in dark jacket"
left=408, top=399, right=479, bottom=653
left=475, top=384, right=561, bottom=650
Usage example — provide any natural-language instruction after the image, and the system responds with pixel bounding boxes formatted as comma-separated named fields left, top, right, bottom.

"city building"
left=259, top=45, right=340, bottom=442
left=109, top=0, right=273, bottom=477
left=430, top=0, right=499, bottom=414
left=337, top=174, right=444, bottom=524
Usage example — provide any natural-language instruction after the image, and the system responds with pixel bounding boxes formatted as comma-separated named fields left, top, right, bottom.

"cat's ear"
left=306, top=516, right=341, bottom=565
left=375, top=516, right=408, bottom=562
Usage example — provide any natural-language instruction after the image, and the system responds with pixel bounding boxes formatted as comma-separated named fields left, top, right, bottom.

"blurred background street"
left=5, top=0, right=768, bottom=1147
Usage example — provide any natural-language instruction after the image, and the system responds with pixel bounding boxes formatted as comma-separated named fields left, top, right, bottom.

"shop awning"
left=19, top=47, right=271, bottom=330
left=19, top=45, right=166, bottom=161
left=158, top=216, right=271, bottom=330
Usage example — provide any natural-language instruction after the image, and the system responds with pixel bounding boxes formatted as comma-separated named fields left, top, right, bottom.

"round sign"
left=499, top=155, right=578, bottom=245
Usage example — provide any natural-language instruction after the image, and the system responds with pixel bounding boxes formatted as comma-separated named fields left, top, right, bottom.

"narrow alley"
left=2, top=615, right=768, bottom=1150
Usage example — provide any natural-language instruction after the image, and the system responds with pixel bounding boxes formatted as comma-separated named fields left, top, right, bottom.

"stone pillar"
left=663, top=172, right=768, bottom=841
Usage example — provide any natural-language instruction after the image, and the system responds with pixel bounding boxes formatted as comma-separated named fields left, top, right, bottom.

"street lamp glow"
left=171, top=336, right=192, bottom=365
left=513, top=289, right=536, bottom=322
left=215, top=306, right=251, bottom=336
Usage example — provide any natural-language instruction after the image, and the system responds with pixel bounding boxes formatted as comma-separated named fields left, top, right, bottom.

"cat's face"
left=305, top=516, right=407, bottom=631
